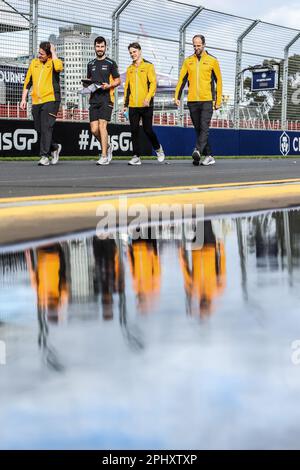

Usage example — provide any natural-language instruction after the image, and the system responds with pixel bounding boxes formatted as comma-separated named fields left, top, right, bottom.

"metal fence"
left=0, top=0, right=299, bottom=129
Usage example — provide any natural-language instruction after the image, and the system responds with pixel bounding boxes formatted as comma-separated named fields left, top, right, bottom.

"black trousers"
left=129, top=107, right=160, bottom=157
left=32, top=101, right=60, bottom=157
left=187, top=101, right=213, bottom=156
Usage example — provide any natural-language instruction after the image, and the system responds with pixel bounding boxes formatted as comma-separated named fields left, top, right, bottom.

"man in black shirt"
left=87, top=36, right=121, bottom=165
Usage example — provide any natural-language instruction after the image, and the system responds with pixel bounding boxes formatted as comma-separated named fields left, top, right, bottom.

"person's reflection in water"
left=180, top=221, right=226, bottom=318
left=128, top=237, right=161, bottom=314
left=93, top=236, right=124, bottom=320
left=93, top=235, right=144, bottom=350
left=26, top=244, right=68, bottom=371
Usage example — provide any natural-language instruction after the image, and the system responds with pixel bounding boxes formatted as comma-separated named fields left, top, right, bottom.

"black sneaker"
left=192, top=148, right=201, bottom=166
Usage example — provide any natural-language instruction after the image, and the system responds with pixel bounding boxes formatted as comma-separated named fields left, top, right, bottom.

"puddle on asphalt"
left=1, top=209, right=300, bottom=449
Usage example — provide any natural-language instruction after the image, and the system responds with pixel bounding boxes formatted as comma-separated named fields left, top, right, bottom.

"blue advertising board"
left=251, top=69, right=278, bottom=91
left=154, top=127, right=300, bottom=157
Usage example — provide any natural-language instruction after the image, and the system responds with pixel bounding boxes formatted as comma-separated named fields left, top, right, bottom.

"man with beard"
left=175, top=35, right=222, bottom=166
left=86, top=36, right=121, bottom=165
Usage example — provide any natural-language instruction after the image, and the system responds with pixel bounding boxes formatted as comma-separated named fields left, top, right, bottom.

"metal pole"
left=29, top=0, right=38, bottom=60
left=27, top=0, right=38, bottom=115
left=29, top=0, right=34, bottom=60
left=233, top=20, right=260, bottom=129
left=111, top=0, right=132, bottom=123
left=282, top=32, right=300, bottom=130
left=33, top=0, right=38, bottom=57
left=178, top=6, right=204, bottom=127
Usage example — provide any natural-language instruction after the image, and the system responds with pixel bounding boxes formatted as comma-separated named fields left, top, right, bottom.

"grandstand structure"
left=0, top=0, right=299, bottom=130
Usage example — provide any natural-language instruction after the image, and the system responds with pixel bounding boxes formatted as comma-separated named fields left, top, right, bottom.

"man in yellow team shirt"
left=123, top=42, right=165, bottom=166
left=20, top=42, right=63, bottom=166
left=175, top=35, right=222, bottom=167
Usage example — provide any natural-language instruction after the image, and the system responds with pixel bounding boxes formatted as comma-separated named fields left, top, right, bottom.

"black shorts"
left=89, top=102, right=113, bottom=122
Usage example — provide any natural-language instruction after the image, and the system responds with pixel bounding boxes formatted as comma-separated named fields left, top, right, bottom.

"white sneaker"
left=201, top=156, right=216, bottom=166
left=128, top=156, right=142, bottom=166
left=51, top=144, right=62, bottom=165
left=38, top=156, right=50, bottom=166
left=96, top=155, right=110, bottom=165
left=155, top=146, right=165, bottom=163
left=107, top=145, right=113, bottom=163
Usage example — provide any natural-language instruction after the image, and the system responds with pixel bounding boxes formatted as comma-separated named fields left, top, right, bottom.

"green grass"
left=0, top=155, right=299, bottom=161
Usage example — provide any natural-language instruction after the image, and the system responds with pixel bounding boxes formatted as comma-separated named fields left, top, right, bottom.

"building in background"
left=50, top=24, right=98, bottom=108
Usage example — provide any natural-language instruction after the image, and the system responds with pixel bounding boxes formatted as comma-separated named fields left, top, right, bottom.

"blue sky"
left=180, top=0, right=300, bottom=28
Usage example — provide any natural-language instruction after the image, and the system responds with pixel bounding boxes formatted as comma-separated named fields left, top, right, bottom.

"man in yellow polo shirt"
left=175, top=35, right=222, bottom=166
left=123, top=42, right=165, bottom=166
left=20, top=42, right=63, bottom=166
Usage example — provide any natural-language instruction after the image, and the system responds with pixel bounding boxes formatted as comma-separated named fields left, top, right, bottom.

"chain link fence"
left=0, top=0, right=299, bottom=129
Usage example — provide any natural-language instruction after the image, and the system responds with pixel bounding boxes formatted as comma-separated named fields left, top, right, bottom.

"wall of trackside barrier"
left=154, top=127, right=300, bottom=157
left=0, top=120, right=300, bottom=157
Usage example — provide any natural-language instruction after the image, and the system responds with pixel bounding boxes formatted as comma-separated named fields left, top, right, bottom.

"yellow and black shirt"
left=124, top=59, right=157, bottom=108
left=175, top=50, right=222, bottom=107
left=23, top=57, right=63, bottom=105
